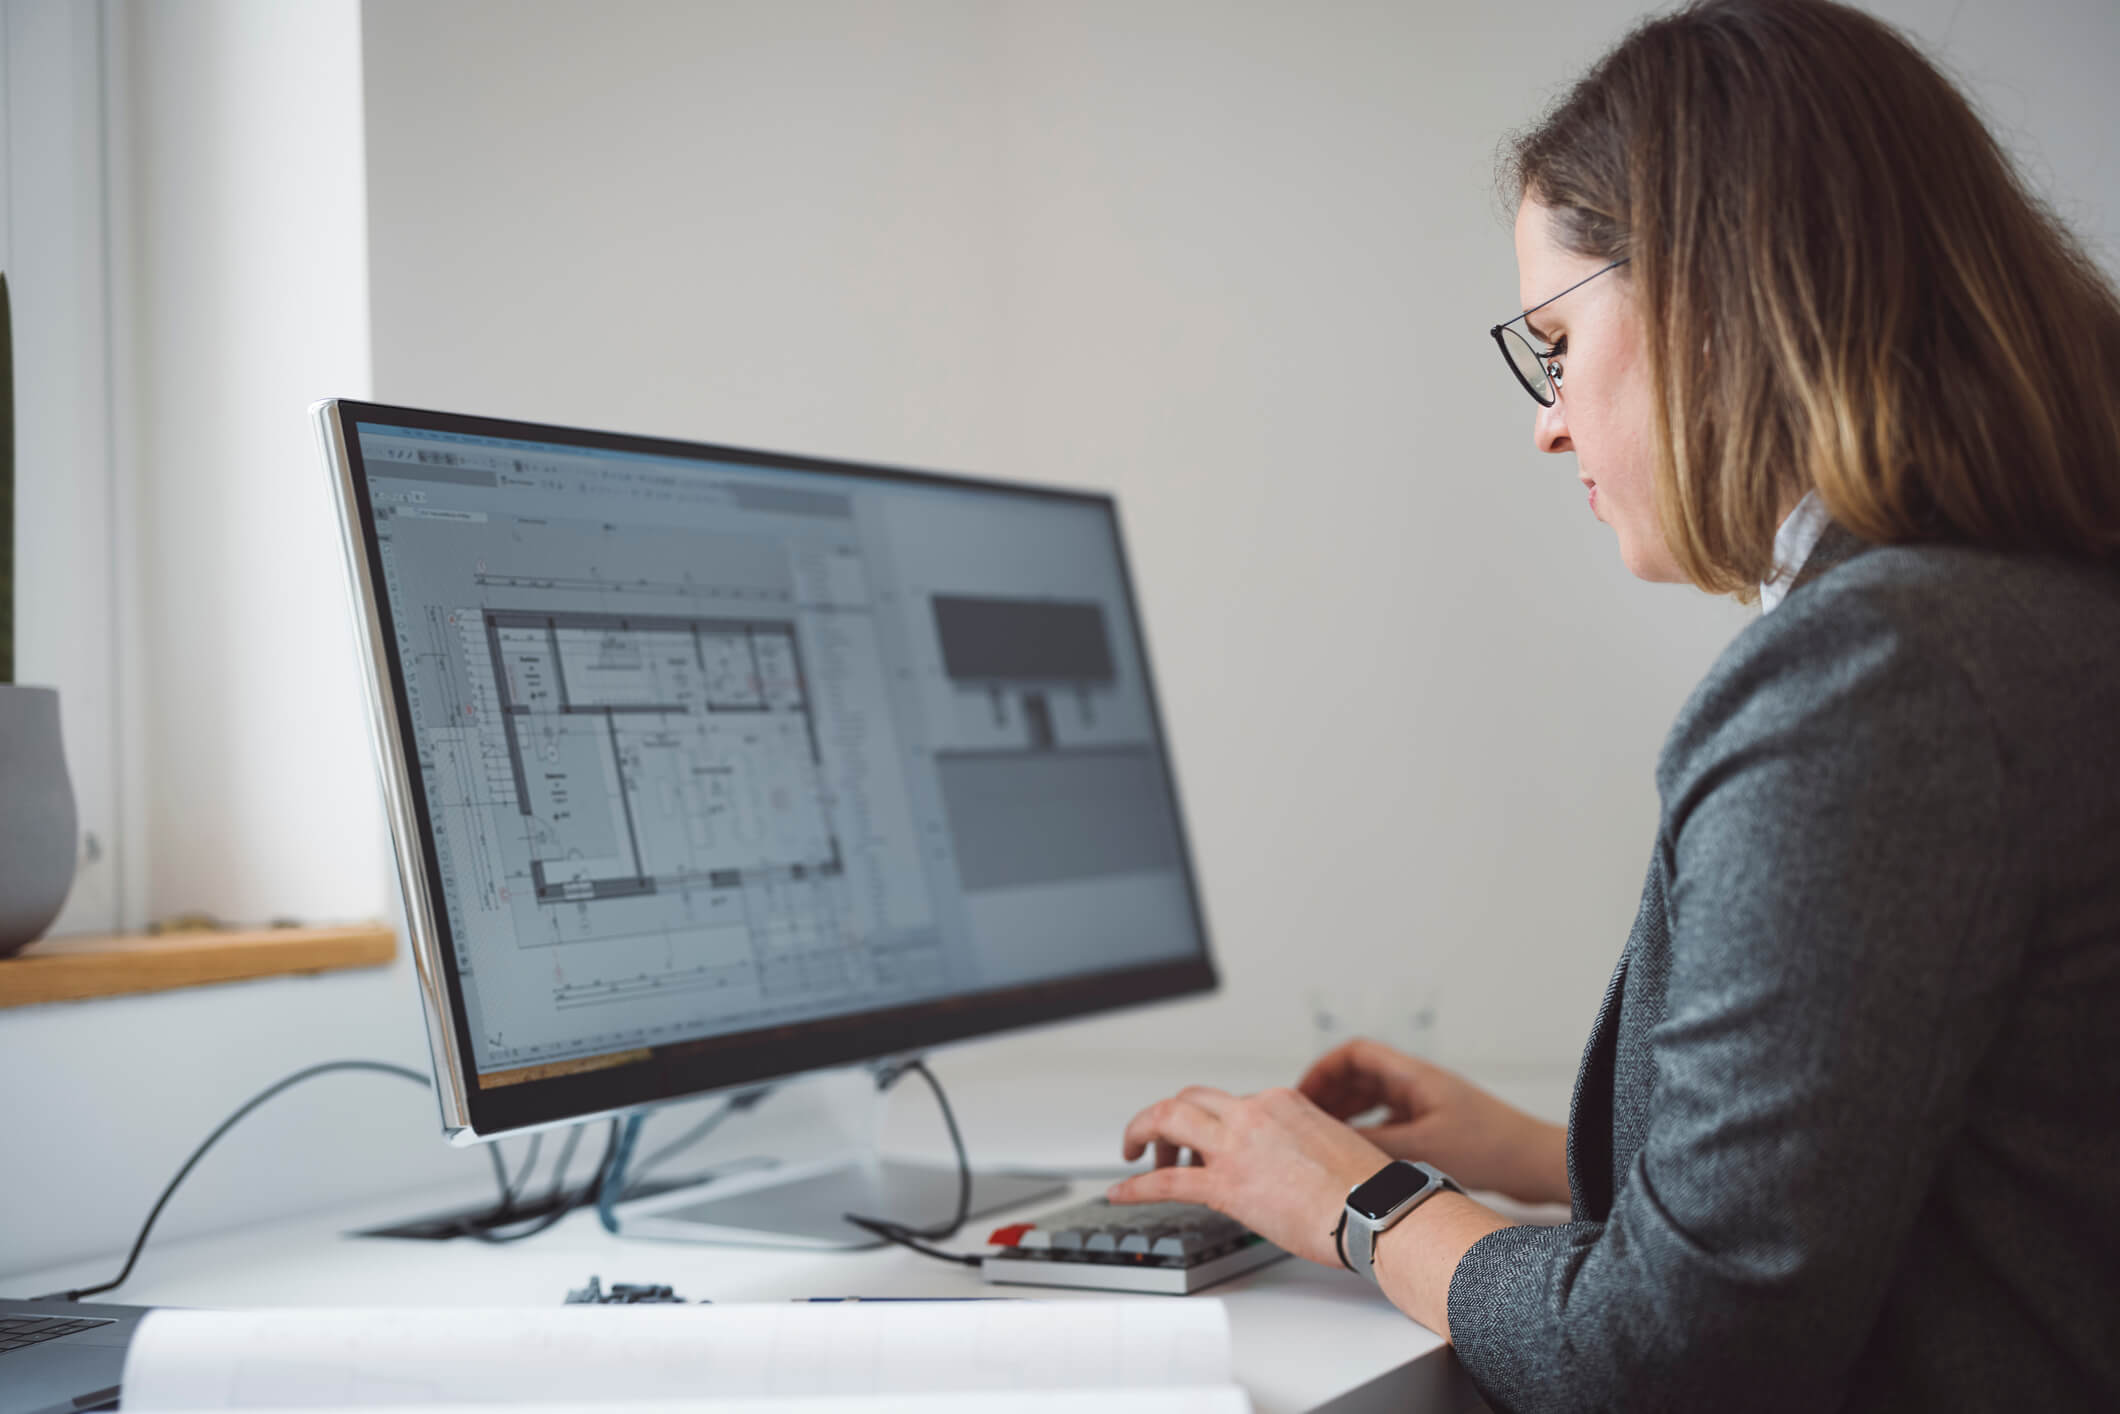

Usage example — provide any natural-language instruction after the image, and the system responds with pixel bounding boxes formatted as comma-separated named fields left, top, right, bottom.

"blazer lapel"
left=1565, top=943, right=1630, bottom=1221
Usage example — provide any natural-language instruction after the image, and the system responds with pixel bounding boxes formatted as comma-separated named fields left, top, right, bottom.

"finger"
left=1122, top=1098, right=1224, bottom=1160
left=1155, top=1139, right=1180, bottom=1170
left=1106, top=1162, right=1216, bottom=1207
left=1120, top=1096, right=1167, bottom=1162
left=1298, top=1037, right=1376, bottom=1090
left=1120, top=1097, right=1226, bottom=1163
left=1310, top=1037, right=1434, bottom=1121
left=1176, top=1084, right=1238, bottom=1117
left=1298, top=1046, right=1385, bottom=1118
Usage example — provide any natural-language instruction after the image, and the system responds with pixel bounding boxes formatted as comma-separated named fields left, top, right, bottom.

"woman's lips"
left=1587, top=483, right=1599, bottom=516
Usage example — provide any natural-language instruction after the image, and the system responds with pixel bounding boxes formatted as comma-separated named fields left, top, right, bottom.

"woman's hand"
left=1108, top=1085, right=1390, bottom=1269
left=1298, top=1038, right=1569, bottom=1205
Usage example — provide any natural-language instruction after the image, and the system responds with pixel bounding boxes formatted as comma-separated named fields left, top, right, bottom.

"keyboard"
left=0, top=1313, right=116, bottom=1355
left=979, top=1196, right=1287, bottom=1295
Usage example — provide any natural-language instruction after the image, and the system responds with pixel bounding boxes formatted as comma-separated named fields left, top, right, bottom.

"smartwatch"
left=1336, top=1160, right=1461, bottom=1284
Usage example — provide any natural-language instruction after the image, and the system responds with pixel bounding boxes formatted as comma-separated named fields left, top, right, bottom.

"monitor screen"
left=321, top=402, right=1215, bottom=1136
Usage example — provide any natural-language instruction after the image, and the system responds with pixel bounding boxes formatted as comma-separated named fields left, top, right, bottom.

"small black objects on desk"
left=564, top=1275, right=697, bottom=1304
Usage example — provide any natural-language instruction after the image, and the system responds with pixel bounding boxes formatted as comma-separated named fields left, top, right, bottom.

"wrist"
left=1371, top=1187, right=1444, bottom=1281
left=1371, top=1189, right=1507, bottom=1340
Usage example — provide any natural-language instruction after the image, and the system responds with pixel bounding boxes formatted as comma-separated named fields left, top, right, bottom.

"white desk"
left=12, top=1051, right=1547, bottom=1413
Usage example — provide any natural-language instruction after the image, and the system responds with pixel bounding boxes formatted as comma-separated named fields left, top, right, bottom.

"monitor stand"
left=611, top=1154, right=1065, bottom=1249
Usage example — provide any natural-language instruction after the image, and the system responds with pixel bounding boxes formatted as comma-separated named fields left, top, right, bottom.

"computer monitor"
left=314, top=400, right=1216, bottom=1240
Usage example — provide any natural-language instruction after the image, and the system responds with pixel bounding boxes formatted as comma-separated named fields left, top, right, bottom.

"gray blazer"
left=1447, top=525, right=2120, bottom=1411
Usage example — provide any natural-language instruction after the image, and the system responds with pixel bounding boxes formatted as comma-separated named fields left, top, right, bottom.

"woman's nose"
left=1533, top=395, right=1571, bottom=455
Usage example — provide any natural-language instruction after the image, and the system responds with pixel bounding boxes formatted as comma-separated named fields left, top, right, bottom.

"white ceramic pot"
left=0, top=683, right=77, bottom=956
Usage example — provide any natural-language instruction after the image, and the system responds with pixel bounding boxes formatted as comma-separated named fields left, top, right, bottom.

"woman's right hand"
left=1296, top=1037, right=1570, bottom=1205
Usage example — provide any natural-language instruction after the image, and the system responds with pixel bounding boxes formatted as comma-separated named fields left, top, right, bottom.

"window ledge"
left=0, top=923, right=397, bottom=1008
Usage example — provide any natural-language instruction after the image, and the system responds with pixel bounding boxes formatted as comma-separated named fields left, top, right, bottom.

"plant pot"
left=0, top=683, right=78, bottom=957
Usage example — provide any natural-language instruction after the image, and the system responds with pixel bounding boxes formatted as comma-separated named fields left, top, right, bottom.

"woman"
left=1109, top=1, right=2120, bottom=1408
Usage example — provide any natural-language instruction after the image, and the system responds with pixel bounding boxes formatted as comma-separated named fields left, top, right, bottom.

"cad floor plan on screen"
left=356, top=425, right=1202, bottom=1084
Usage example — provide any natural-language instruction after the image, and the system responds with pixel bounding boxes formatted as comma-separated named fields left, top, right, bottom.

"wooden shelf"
left=0, top=923, right=397, bottom=1008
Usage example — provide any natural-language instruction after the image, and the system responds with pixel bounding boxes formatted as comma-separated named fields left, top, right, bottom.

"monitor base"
left=613, top=1156, right=1066, bottom=1249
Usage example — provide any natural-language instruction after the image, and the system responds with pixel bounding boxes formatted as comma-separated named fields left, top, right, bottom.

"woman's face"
left=1512, top=198, right=1683, bottom=583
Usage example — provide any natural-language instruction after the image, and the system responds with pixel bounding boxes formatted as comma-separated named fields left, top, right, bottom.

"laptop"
left=0, top=1298, right=150, bottom=1414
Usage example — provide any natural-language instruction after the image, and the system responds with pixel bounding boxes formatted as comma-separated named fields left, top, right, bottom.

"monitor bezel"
left=316, top=398, right=1218, bottom=1139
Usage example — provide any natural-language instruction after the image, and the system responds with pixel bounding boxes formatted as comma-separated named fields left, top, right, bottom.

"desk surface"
left=11, top=1051, right=1547, bottom=1413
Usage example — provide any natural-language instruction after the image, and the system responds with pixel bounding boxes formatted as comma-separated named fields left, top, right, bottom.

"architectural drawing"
left=481, top=609, right=841, bottom=907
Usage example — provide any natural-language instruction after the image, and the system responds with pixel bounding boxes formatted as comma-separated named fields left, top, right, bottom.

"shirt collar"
left=1759, top=489, right=1832, bottom=614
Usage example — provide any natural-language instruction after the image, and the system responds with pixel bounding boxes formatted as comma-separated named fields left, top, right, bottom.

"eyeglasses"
left=1490, top=257, right=1629, bottom=407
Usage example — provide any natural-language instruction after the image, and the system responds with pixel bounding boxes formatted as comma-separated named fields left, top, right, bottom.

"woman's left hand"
left=1109, top=1084, right=1393, bottom=1269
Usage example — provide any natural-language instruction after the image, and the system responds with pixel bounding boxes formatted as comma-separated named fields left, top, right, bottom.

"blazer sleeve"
left=1445, top=589, right=2027, bottom=1412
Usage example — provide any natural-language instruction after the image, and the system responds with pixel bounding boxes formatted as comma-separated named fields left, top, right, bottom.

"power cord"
left=34, top=1059, right=434, bottom=1301
left=32, top=1059, right=624, bottom=1299
left=842, top=1059, right=982, bottom=1267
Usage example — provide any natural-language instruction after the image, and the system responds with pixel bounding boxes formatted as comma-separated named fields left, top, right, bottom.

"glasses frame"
left=1489, top=257, right=1630, bottom=407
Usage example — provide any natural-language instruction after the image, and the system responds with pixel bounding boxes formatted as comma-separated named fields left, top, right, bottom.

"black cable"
left=459, top=1119, right=621, bottom=1244
left=474, top=1131, right=545, bottom=1220
left=458, top=1130, right=546, bottom=1235
left=843, top=1059, right=982, bottom=1266
left=844, top=1220, right=983, bottom=1267
left=483, top=1139, right=512, bottom=1210
left=34, top=1060, right=433, bottom=1302
left=505, top=1132, right=544, bottom=1209
left=459, top=1122, right=587, bottom=1243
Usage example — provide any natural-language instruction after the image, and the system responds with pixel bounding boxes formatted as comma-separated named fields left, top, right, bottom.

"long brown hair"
left=1507, top=0, right=2120, bottom=597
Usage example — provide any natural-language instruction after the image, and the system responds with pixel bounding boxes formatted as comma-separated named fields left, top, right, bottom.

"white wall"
left=120, top=0, right=385, bottom=928
left=5, top=0, right=2115, bottom=1284
left=361, top=0, right=1013, bottom=471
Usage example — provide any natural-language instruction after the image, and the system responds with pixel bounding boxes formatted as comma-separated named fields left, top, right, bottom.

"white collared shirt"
left=1759, top=489, right=1831, bottom=614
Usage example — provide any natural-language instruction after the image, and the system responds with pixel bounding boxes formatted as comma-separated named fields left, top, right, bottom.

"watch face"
left=1349, top=1162, right=1431, bottom=1221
